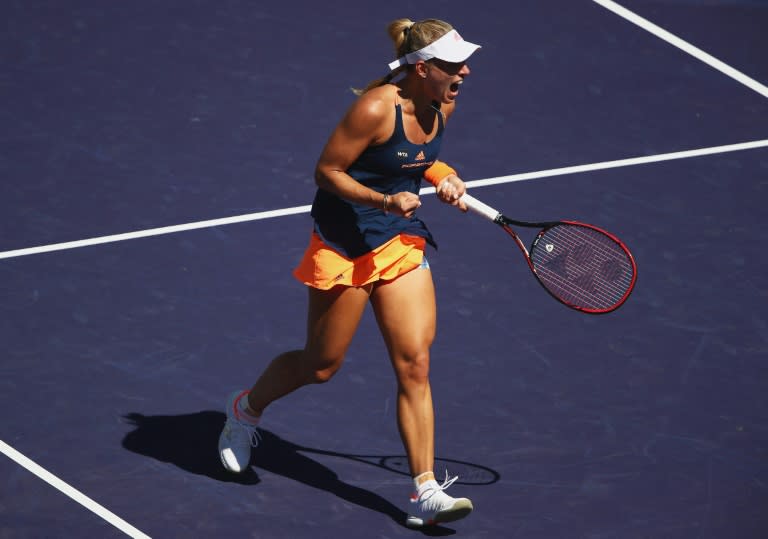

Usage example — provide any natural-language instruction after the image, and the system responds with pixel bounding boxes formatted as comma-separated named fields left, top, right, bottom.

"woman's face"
left=424, top=58, right=471, bottom=104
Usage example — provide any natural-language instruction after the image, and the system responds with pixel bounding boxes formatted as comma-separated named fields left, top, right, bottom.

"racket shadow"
left=295, top=446, right=501, bottom=486
left=122, top=411, right=488, bottom=535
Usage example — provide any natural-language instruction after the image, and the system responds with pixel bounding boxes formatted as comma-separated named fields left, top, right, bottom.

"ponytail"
left=352, top=18, right=416, bottom=95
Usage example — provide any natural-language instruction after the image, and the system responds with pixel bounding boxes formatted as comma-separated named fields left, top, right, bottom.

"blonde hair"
left=352, top=18, right=454, bottom=95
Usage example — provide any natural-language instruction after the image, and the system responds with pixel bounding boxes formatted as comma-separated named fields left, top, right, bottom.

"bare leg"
left=370, top=266, right=437, bottom=479
left=245, top=284, right=372, bottom=415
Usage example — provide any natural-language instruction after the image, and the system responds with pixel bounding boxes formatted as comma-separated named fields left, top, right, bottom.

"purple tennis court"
left=1, top=1, right=767, bottom=537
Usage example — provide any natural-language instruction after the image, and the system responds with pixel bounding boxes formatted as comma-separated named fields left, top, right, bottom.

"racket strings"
left=536, top=230, right=632, bottom=305
left=539, top=237, right=632, bottom=301
left=530, top=224, right=634, bottom=311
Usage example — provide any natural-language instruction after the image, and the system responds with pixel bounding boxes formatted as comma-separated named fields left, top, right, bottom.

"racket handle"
left=461, top=193, right=501, bottom=222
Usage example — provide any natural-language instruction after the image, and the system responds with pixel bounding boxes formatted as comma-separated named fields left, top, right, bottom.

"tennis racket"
left=461, top=193, right=637, bottom=314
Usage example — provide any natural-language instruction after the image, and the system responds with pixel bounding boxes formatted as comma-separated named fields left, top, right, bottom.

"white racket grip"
left=461, top=193, right=501, bottom=222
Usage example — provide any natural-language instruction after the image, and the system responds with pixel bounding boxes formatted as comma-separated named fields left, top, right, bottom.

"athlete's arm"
left=314, top=87, right=421, bottom=217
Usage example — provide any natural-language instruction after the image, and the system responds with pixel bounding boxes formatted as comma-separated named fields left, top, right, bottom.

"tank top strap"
left=392, top=104, right=406, bottom=143
left=434, top=102, right=445, bottom=133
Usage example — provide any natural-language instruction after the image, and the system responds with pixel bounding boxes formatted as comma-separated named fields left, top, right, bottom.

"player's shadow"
left=122, top=411, right=494, bottom=535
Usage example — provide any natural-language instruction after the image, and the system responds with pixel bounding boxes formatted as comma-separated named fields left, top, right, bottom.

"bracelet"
left=382, top=193, right=389, bottom=214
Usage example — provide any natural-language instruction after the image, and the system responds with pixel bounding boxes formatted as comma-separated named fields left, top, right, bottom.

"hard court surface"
left=1, top=1, right=766, bottom=538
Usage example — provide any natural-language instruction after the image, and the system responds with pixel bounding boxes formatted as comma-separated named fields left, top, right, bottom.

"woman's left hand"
left=436, top=175, right=468, bottom=212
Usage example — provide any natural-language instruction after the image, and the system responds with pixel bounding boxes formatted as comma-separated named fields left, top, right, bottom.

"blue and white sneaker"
left=218, top=390, right=260, bottom=473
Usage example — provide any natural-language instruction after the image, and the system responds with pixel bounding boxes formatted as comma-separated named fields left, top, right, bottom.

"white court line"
left=1, top=138, right=767, bottom=261
left=593, top=0, right=768, bottom=99
left=460, top=138, right=768, bottom=189
left=0, top=440, right=151, bottom=538
left=0, top=204, right=311, bottom=260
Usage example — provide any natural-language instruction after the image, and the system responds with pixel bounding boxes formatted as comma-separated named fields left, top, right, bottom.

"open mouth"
left=448, top=80, right=463, bottom=96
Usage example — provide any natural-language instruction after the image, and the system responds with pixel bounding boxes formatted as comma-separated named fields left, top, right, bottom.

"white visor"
left=387, top=29, right=481, bottom=71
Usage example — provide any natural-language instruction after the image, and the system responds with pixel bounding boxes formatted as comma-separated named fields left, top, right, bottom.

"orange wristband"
left=423, top=161, right=457, bottom=187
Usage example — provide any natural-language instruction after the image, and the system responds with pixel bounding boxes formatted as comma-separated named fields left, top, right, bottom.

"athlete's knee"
left=311, top=364, right=341, bottom=384
left=395, top=349, right=431, bottom=386
left=305, top=352, right=344, bottom=384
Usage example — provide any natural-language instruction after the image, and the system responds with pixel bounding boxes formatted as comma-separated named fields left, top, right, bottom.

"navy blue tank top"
left=311, top=102, right=444, bottom=258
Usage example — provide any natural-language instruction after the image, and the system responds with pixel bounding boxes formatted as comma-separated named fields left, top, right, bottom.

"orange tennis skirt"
left=293, top=232, right=427, bottom=290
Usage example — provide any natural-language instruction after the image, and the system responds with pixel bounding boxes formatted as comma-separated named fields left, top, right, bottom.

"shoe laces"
left=414, top=471, right=460, bottom=509
left=435, top=471, right=459, bottom=491
left=229, top=414, right=261, bottom=447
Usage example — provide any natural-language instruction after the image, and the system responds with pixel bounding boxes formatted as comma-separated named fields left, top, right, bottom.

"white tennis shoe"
left=406, top=474, right=473, bottom=528
left=218, top=390, right=260, bottom=473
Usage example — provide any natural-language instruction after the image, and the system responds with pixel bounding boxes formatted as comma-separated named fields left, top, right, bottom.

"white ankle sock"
left=414, top=472, right=436, bottom=492
left=236, top=392, right=260, bottom=425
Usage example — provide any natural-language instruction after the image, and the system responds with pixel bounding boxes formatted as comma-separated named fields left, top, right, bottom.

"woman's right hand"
left=436, top=175, right=468, bottom=212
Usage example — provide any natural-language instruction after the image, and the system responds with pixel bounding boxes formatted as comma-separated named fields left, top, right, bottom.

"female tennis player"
left=218, top=18, right=480, bottom=528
